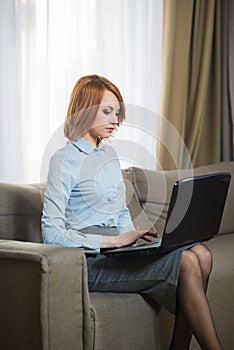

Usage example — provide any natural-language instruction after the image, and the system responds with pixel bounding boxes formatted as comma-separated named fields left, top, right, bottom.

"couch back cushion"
left=122, top=168, right=156, bottom=231
left=130, top=162, right=234, bottom=235
left=0, top=172, right=154, bottom=243
left=0, top=183, right=46, bottom=242
left=1, top=161, right=233, bottom=243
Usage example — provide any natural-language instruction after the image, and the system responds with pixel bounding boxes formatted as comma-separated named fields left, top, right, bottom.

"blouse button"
left=108, top=191, right=118, bottom=201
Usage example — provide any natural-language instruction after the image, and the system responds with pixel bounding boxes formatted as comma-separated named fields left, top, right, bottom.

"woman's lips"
left=105, top=127, right=114, bottom=133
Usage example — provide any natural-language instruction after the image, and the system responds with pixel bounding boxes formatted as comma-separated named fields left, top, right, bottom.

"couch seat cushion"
left=90, top=292, right=160, bottom=350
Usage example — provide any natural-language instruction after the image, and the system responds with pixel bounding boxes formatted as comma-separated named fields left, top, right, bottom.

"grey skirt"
left=86, top=243, right=199, bottom=314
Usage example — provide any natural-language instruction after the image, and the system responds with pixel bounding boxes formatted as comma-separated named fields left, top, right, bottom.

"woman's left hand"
left=140, top=231, right=160, bottom=242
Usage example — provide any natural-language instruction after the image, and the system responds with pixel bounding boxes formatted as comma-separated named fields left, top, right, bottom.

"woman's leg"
left=190, top=244, right=213, bottom=291
left=170, top=245, right=222, bottom=350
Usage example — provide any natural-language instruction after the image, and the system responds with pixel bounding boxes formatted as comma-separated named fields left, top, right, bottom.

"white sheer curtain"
left=0, top=0, right=163, bottom=183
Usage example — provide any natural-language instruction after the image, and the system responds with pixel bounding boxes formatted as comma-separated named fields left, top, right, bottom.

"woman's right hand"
left=101, top=229, right=158, bottom=249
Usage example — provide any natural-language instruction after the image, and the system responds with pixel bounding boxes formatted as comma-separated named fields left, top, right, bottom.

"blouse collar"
left=72, top=137, right=104, bottom=154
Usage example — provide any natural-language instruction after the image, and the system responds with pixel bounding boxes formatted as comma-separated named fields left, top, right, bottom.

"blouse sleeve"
left=41, top=150, right=102, bottom=253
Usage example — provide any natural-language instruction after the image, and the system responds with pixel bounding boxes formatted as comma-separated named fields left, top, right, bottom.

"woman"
left=42, top=74, right=222, bottom=350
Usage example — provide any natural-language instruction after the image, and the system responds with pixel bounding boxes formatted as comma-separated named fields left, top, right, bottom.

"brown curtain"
left=157, top=0, right=223, bottom=170
left=222, top=0, right=234, bottom=160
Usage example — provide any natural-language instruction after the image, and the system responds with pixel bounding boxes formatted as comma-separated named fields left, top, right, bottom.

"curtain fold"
left=222, top=0, right=234, bottom=159
left=158, top=0, right=223, bottom=170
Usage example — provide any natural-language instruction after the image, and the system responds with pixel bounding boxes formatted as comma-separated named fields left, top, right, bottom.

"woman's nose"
left=109, top=113, right=119, bottom=124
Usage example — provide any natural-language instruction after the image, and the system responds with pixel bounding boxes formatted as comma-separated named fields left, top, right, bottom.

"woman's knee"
left=190, top=244, right=213, bottom=277
left=180, top=250, right=202, bottom=279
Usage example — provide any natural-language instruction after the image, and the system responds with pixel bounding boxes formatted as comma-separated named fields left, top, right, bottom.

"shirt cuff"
left=84, top=233, right=102, bottom=253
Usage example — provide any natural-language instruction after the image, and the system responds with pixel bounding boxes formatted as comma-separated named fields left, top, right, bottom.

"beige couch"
left=0, top=162, right=234, bottom=350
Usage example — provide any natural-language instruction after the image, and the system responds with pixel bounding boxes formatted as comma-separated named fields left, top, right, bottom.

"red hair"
left=64, top=74, right=125, bottom=141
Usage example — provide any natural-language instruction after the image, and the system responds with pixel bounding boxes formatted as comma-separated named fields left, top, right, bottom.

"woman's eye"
left=103, top=109, right=110, bottom=115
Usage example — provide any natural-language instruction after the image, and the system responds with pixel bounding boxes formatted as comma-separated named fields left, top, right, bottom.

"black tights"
left=169, top=244, right=223, bottom=350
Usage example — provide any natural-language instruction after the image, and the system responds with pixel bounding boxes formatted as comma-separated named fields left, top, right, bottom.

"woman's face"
left=83, top=90, right=121, bottom=145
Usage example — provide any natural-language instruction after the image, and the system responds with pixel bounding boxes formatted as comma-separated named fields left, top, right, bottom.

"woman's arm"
left=42, top=148, right=102, bottom=250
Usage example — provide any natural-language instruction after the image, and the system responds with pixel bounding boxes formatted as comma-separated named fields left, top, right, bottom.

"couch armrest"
left=0, top=240, right=91, bottom=350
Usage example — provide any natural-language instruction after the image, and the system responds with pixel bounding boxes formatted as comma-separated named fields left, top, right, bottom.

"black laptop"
left=103, top=172, right=231, bottom=256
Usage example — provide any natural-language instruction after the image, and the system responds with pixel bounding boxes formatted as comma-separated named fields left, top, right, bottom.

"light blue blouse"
left=41, top=137, right=134, bottom=254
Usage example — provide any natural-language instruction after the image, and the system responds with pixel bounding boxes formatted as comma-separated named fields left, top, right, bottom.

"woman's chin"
left=101, top=131, right=114, bottom=139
